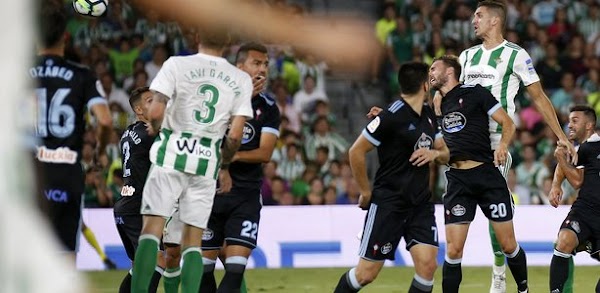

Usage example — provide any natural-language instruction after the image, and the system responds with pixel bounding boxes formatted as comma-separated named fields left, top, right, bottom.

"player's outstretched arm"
left=526, top=82, right=577, bottom=164
left=549, top=165, right=566, bottom=208
left=222, top=115, right=246, bottom=166
left=90, top=103, right=112, bottom=156
left=348, top=135, right=375, bottom=210
left=490, top=107, right=516, bottom=167
left=233, top=132, right=278, bottom=164
left=554, top=145, right=583, bottom=189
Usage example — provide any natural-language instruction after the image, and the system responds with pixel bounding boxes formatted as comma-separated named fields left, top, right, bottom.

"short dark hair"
left=570, top=105, right=597, bottom=125
left=478, top=0, right=507, bottom=31
left=196, top=26, right=231, bottom=49
left=397, top=62, right=429, bottom=95
left=129, top=86, right=150, bottom=111
left=236, top=42, right=268, bottom=65
left=38, top=0, right=67, bottom=48
left=432, top=55, right=462, bottom=82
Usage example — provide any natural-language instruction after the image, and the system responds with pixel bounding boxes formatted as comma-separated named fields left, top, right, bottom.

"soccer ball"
left=72, top=0, right=108, bottom=17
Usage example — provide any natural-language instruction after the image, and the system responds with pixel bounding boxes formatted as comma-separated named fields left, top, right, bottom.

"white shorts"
left=163, top=208, right=184, bottom=244
left=142, top=165, right=216, bottom=229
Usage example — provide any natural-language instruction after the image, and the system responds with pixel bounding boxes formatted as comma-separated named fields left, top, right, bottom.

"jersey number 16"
left=35, top=88, right=75, bottom=138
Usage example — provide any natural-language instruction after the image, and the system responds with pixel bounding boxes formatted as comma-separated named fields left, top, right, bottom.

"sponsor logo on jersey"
left=242, top=122, right=256, bottom=144
left=451, top=204, right=466, bottom=216
left=44, top=189, right=68, bottom=202
left=464, top=64, right=500, bottom=87
left=114, top=216, right=125, bottom=225
left=367, top=116, right=381, bottom=133
left=36, top=146, right=77, bottom=164
left=175, top=137, right=213, bottom=158
left=442, top=112, right=467, bottom=133
left=120, top=185, right=136, bottom=196
left=381, top=242, right=393, bottom=254
left=202, top=229, right=214, bottom=241
left=414, top=133, right=433, bottom=150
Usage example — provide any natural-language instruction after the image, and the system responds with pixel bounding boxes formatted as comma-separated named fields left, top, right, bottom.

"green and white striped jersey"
left=459, top=40, right=540, bottom=148
left=149, top=53, right=253, bottom=177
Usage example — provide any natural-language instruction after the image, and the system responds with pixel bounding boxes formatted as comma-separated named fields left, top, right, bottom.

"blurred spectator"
left=291, top=163, right=319, bottom=204
left=302, top=177, right=325, bottom=205
left=308, top=100, right=336, bottom=129
left=260, top=161, right=279, bottom=205
left=578, top=3, right=600, bottom=43
left=507, top=168, right=529, bottom=204
left=531, top=176, right=553, bottom=205
left=108, top=168, right=124, bottom=205
left=314, top=146, right=331, bottom=176
left=104, top=37, right=145, bottom=83
left=531, top=0, right=561, bottom=27
left=122, top=58, right=146, bottom=90
left=323, top=186, right=338, bottom=205
left=81, top=142, right=95, bottom=172
left=296, top=53, right=328, bottom=93
left=276, top=142, right=306, bottom=182
left=386, top=16, right=413, bottom=73
left=145, top=45, right=168, bottom=82
left=527, top=28, right=549, bottom=65
left=269, top=176, right=289, bottom=205
left=84, top=167, right=111, bottom=208
left=336, top=178, right=360, bottom=205
left=292, top=75, right=328, bottom=121
left=134, top=10, right=168, bottom=47
left=304, top=117, right=349, bottom=161
left=100, top=73, right=133, bottom=115
left=411, top=16, right=429, bottom=55
left=423, top=30, right=445, bottom=65
left=560, top=34, right=587, bottom=79
left=373, top=3, right=397, bottom=84
left=442, top=3, right=473, bottom=48
left=579, top=69, right=600, bottom=96
left=126, top=70, right=150, bottom=94
left=551, top=72, right=577, bottom=117
left=515, top=145, right=549, bottom=201
left=535, top=43, right=563, bottom=93
left=546, top=7, right=572, bottom=48
left=273, top=83, right=301, bottom=133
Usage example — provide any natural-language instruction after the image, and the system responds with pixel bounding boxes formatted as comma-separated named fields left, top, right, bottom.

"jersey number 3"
left=35, top=88, right=75, bottom=138
left=194, top=84, right=219, bottom=124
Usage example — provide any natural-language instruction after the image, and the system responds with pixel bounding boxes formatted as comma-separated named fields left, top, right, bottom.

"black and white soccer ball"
left=72, top=0, right=108, bottom=17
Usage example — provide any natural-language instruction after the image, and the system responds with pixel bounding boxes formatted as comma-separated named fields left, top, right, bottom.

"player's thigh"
left=405, top=203, right=439, bottom=250
left=444, top=223, right=470, bottom=258
left=141, top=165, right=185, bottom=218
left=164, top=209, right=184, bottom=246
left=443, top=169, right=478, bottom=225
left=223, top=192, right=262, bottom=250
left=178, top=174, right=216, bottom=229
left=358, top=203, right=404, bottom=261
left=478, top=166, right=514, bottom=223
left=489, top=220, right=518, bottom=252
left=114, top=214, right=142, bottom=260
left=409, top=244, right=438, bottom=279
left=558, top=208, right=593, bottom=253
left=355, top=257, right=385, bottom=283
left=201, top=202, right=227, bottom=251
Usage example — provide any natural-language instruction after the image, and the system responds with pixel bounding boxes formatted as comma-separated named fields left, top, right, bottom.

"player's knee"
left=354, top=266, right=378, bottom=285
left=556, top=230, right=578, bottom=252
left=164, top=245, right=182, bottom=268
left=445, top=245, right=463, bottom=259
left=499, top=240, right=517, bottom=255
left=418, top=259, right=437, bottom=278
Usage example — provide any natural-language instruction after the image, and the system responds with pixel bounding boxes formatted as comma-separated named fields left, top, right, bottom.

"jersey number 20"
left=35, top=88, right=75, bottom=138
left=194, top=84, right=219, bottom=124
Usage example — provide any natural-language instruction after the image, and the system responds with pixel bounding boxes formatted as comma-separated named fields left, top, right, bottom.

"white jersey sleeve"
left=458, top=50, right=467, bottom=83
left=150, top=57, right=177, bottom=98
left=230, top=73, right=253, bottom=118
left=512, top=49, right=540, bottom=87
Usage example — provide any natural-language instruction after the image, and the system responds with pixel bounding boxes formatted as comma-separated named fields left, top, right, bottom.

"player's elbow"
left=571, top=178, right=583, bottom=190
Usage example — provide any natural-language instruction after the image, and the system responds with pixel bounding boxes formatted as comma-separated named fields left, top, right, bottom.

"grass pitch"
left=87, top=266, right=599, bottom=292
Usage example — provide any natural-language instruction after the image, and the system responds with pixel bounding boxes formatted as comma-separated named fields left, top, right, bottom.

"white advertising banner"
left=77, top=205, right=597, bottom=270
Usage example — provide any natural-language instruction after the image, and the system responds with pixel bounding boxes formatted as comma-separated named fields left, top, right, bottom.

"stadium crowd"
left=66, top=0, right=600, bottom=208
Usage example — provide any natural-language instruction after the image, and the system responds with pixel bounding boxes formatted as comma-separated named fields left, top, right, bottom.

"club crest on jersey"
left=414, top=133, right=433, bottom=150
left=242, top=122, right=256, bottom=144
left=367, top=116, right=381, bottom=133
left=464, top=64, right=500, bottom=87
left=442, top=112, right=467, bottom=133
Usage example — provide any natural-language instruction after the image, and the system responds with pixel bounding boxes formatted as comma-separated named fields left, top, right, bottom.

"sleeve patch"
left=367, top=116, right=381, bottom=133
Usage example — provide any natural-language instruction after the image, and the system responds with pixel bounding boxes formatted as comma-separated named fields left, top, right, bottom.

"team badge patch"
left=570, top=221, right=581, bottom=233
left=381, top=243, right=393, bottom=255
left=202, top=229, right=214, bottom=241
left=242, top=122, right=256, bottom=144
left=367, top=116, right=381, bottom=133
left=442, top=112, right=467, bottom=133
left=414, top=133, right=433, bottom=150
left=451, top=204, right=466, bottom=216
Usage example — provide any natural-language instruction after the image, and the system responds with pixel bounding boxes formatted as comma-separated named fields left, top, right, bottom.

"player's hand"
left=558, top=139, right=578, bottom=165
left=366, top=106, right=382, bottom=119
left=494, top=143, right=508, bottom=167
left=433, top=91, right=442, bottom=116
left=217, top=169, right=232, bottom=194
left=358, top=192, right=371, bottom=210
left=554, top=143, right=568, bottom=159
left=410, top=148, right=438, bottom=167
left=549, top=186, right=563, bottom=208
left=252, top=75, right=267, bottom=97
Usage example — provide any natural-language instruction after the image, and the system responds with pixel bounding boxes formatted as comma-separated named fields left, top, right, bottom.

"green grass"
left=87, top=266, right=599, bottom=292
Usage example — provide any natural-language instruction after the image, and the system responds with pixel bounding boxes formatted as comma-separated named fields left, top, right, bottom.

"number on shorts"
left=241, top=220, right=258, bottom=240
left=431, top=226, right=438, bottom=242
left=193, top=84, right=219, bottom=124
left=490, top=203, right=507, bottom=218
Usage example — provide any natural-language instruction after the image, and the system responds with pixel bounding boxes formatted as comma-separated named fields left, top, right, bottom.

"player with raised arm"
left=130, top=27, right=253, bottom=293
left=549, top=105, right=600, bottom=292
left=334, top=62, right=449, bottom=293
left=429, top=55, right=528, bottom=293
left=446, top=1, right=577, bottom=291
left=32, top=0, right=112, bottom=263
left=114, top=87, right=165, bottom=293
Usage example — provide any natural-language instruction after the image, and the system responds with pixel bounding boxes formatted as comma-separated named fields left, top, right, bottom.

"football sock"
left=131, top=235, right=160, bottom=293
left=563, top=256, right=574, bottom=293
left=489, top=223, right=505, bottom=266
left=333, top=268, right=362, bottom=293
left=163, top=267, right=181, bottom=293
left=240, top=278, right=247, bottom=293
left=217, top=256, right=248, bottom=293
left=442, top=258, right=462, bottom=293
left=408, top=274, right=433, bottom=293
left=82, top=224, right=107, bottom=261
left=119, top=270, right=132, bottom=293
left=550, top=249, right=571, bottom=292
left=181, top=247, right=204, bottom=293
left=505, top=244, right=528, bottom=292
left=199, top=257, right=216, bottom=293
left=149, top=267, right=163, bottom=293
left=595, top=277, right=600, bottom=293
